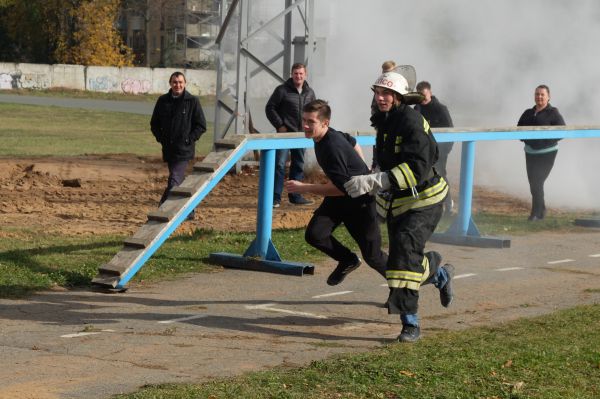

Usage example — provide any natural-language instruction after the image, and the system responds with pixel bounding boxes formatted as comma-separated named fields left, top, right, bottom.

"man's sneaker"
left=273, top=201, right=280, bottom=208
left=327, top=256, right=361, bottom=286
left=440, top=263, right=454, bottom=308
left=289, top=195, right=314, bottom=206
left=397, top=325, right=420, bottom=343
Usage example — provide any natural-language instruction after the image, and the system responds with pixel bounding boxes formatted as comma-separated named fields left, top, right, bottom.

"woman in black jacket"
left=517, top=85, right=565, bottom=221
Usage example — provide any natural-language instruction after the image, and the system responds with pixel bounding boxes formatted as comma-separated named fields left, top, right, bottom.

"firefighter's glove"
left=344, top=172, right=390, bottom=198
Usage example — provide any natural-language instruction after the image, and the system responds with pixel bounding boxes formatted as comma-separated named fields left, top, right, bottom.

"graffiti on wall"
left=121, top=78, right=151, bottom=94
left=19, top=72, right=51, bottom=89
left=0, top=71, right=51, bottom=90
left=87, top=76, right=120, bottom=92
left=0, top=73, right=13, bottom=89
left=88, top=76, right=151, bottom=94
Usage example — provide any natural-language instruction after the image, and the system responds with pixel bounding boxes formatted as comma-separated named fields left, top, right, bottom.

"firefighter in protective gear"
left=344, top=71, right=455, bottom=343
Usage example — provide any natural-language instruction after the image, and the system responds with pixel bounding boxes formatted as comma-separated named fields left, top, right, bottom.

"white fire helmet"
left=372, top=71, right=410, bottom=96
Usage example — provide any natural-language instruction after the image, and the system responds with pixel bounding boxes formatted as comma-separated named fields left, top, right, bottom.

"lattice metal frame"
left=214, top=0, right=315, bottom=141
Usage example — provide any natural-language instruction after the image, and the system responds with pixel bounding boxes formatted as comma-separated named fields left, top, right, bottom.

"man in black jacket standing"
left=415, top=81, right=455, bottom=215
left=151, top=71, right=207, bottom=218
left=266, top=63, right=316, bottom=207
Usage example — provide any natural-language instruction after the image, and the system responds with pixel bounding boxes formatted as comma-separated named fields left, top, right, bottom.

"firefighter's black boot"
left=439, top=263, right=454, bottom=307
left=397, top=325, right=420, bottom=343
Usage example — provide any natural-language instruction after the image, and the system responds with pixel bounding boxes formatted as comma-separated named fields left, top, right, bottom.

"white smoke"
left=310, top=0, right=600, bottom=210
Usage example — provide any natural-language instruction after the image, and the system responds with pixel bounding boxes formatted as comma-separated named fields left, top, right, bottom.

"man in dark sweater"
left=285, top=100, right=387, bottom=285
left=415, top=81, right=455, bottom=215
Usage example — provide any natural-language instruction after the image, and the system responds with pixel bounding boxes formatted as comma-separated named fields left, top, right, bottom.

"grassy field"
left=116, top=304, right=600, bottom=399
left=0, top=102, right=214, bottom=157
left=1, top=87, right=216, bottom=106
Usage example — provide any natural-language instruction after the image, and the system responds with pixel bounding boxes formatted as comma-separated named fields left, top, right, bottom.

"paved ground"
left=1, top=231, right=599, bottom=399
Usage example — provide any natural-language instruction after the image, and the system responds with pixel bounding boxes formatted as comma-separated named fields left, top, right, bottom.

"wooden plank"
left=168, top=186, right=195, bottom=197
left=98, top=247, right=144, bottom=276
left=193, top=162, right=219, bottom=172
left=206, top=150, right=233, bottom=161
left=148, top=210, right=175, bottom=222
left=215, top=136, right=244, bottom=149
left=97, top=264, right=122, bottom=276
left=123, top=237, right=149, bottom=249
left=91, top=274, right=120, bottom=288
left=130, top=222, right=167, bottom=246
left=177, top=173, right=211, bottom=191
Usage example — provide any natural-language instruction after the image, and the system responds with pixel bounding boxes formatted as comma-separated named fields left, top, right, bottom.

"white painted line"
left=312, top=291, right=353, bottom=298
left=61, top=329, right=115, bottom=338
left=455, top=273, right=477, bottom=279
left=61, top=332, right=101, bottom=338
left=245, top=303, right=327, bottom=319
left=547, top=259, right=575, bottom=265
left=589, top=254, right=600, bottom=258
left=158, top=314, right=208, bottom=324
left=496, top=267, right=524, bottom=272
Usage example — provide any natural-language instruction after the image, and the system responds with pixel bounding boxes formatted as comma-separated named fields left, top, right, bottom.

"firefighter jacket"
left=371, top=104, right=448, bottom=220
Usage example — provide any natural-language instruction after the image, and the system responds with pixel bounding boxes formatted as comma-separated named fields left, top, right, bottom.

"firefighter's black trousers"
left=386, top=203, right=444, bottom=315
left=305, top=197, right=387, bottom=278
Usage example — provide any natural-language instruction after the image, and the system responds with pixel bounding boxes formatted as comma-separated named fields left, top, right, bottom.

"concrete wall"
left=0, top=63, right=216, bottom=95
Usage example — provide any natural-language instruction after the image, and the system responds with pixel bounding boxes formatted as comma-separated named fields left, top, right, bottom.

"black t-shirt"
left=314, top=128, right=370, bottom=199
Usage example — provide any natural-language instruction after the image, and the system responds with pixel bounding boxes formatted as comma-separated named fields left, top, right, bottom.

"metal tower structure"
left=213, top=0, right=316, bottom=141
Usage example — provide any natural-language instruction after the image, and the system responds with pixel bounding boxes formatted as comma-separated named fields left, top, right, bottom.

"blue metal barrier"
left=141, top=126, right=599, bottom=280
left=236, top=127, right=600, bottom=256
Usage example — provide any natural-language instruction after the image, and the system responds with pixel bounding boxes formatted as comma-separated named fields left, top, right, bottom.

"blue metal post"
left=457, top=141, right=476, bottom=235
left=242, top=148, right=281, bottom=261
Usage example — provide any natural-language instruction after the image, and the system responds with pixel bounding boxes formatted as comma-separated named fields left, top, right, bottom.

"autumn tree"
left=69, top=0, right=134, bottom=66
left=0, top=0, right=134, bottom=66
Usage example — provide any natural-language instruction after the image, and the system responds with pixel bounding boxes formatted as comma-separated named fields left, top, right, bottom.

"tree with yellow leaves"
left=0, top=0, right=134, bottom=66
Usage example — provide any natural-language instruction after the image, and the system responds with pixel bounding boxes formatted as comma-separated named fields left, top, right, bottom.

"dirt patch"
left=0, top=155, right=320, bottom=236
left=0, top=154, right=549, bottom=237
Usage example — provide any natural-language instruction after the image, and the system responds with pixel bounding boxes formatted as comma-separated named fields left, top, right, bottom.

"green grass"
left=115, top=304, right=600, bottom=399
left=0, top=227, right=323, bottom=298
left=0, top=103, right=214, bottom=157
left=1, top=87, right=216, bottom=106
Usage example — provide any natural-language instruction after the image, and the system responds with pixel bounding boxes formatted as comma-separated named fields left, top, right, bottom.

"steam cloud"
left=311, top=0, right=600, bottom=210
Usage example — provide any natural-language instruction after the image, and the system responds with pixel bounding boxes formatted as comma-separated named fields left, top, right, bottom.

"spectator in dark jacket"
left=150, top=71, right=207, bottom=218
left=415, top=81, right=455, bottom=216
left=265, top=63, right=316, bottom=207
left=517, top=84, right=565, bottom=221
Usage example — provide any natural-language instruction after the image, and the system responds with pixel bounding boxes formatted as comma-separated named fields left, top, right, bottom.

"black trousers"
left=386, top=204, right=443, bottom=315
left=525, top=150, right=557, bottom=218
left=159, top=160, right=189, bottom=205
left=305, top=197, right=388, bottom=278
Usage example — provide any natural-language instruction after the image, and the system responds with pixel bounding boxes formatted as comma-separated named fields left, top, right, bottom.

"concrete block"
left=15, top=63, right=52, bottom=90
left=52, top=64, right=85, bottom=90
left=86, top=66, right=122, bottom=92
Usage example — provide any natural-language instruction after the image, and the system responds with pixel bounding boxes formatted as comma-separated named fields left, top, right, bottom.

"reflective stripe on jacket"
left=371, top=103, right=447, bottom=219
